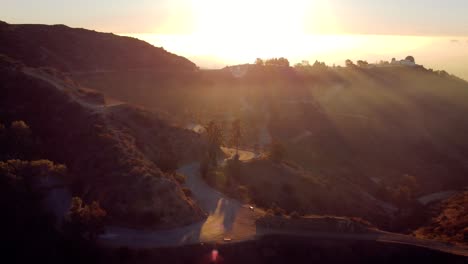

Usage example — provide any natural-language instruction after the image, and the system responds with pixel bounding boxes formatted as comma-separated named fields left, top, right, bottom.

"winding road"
left=100, top=162, right=263, bottom=248
left=97, top=158, right=468, bottom=257
left=98, top=159, right=468, bottom=257
left=27, top=69, right=468, bottom=256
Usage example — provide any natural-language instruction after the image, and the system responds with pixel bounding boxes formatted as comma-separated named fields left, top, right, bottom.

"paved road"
left=100, top=163, right=263, bottom=248
left=98, top=162, right=468, bottom=257
left=28, top=68, right=468, bottom=256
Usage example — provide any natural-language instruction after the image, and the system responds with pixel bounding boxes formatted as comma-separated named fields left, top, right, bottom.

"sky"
left=2, top=0, right=468, bottom=78
left=3, top=0, right=468, bottom=35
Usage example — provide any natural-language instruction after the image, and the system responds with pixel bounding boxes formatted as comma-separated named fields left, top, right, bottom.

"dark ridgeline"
left=0, top=20, right=196, bottom=72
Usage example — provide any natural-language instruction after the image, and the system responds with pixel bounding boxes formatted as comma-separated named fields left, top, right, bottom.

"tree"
left=10, top=120, right=31, bottom=138
left=357, top=60, right=369, bottom=67
left=294, top=60, right=310, bottom=68
left=268, top=140, right=286, bottom=163
left=204, top=121, right=223, bottom=165
left=277, top=57, right=290, bottom=67
left=65, top=197, right=107, bottom=241
left=229, top=119, right=243, bottom=156
left=345, top=59, right=354, bottom=67
left=254, top=58, right=264, bottom=66
left=0, top=159, right=67, bottom=191
left=265, top=57, right=290, bottom=67
left=7, top=120, right=34, bottom=158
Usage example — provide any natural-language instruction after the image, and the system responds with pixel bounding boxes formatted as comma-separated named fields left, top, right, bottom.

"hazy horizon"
left=124, top=33, right=468, bottom=80
left=3, top=0, right=468, bottom=79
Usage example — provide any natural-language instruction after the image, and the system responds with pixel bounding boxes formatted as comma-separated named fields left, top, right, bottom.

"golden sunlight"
left=189, top=0, right=310, bottom=60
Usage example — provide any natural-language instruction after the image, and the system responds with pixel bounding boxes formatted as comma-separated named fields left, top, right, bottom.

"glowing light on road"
left=211, top=249, right=219, bottom=262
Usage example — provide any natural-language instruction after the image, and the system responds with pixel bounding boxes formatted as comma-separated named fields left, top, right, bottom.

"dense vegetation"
left=415, top=192, right=468, bottom=246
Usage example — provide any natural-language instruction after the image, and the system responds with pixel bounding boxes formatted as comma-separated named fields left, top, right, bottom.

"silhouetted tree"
left=7, top=120, right=34, bottom=158
left=294, top=60, right=310, bottom=68
left=254, top=58, right=264, bottom=66
left=357, top=60, right=369, bottom=67
left=345, top=59, right=354, bottom=67
left=277, top=57, right=290, bottom=67
left=313, top=60, right=327, bottom=69
left=265, top=57, right=290, bottom=67
left=0, top=159, right=66, bottom=191
left=204, top=121, right=223, bottom=165
left=229, top=119, right=243, bottom=156
left=10, top=120, right=31, bottom=138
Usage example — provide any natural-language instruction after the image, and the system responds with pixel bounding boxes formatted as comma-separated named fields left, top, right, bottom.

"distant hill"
left=0, top=21, right=196, bottom=72
left=198, top=64, right=468, bottom=193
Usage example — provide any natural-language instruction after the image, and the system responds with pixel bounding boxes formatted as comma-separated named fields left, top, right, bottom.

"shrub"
left=10, top=120, right=31, bottom=136
left=64, top=197, right=107, bottom=241
left=0, top=159, right=67, bottom=184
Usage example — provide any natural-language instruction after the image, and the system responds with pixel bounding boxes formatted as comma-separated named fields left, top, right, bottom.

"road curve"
left=98, top=163, right=468, bottom=257
left=99, top=163, right=263, bottom=248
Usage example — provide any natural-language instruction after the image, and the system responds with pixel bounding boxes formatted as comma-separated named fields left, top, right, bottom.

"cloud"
left=450, top=39, right=459, bottom=43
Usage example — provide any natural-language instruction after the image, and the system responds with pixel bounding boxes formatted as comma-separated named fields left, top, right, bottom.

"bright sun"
left=190, top=0, right=312, bottom=61
left=127, top=0, right=432, bottom=68
left=193, top=0, right=308, bottom=37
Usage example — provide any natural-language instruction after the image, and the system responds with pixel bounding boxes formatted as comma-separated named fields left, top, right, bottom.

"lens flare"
left=211, top=249, right=219, bottom=262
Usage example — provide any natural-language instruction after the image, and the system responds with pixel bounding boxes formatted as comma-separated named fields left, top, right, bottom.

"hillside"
left=0, top=55, right=205, bottom=228
left=0, top=21, right=196, bottom=72
left=88, top=62, right=468, bottom=231
left=212, top=158, right=396, bottom=227
left=1, top=20, right=468, bottom=247
left=414, top=191, right=468, bottom=246
left=195, top=64, right=468, bottom=194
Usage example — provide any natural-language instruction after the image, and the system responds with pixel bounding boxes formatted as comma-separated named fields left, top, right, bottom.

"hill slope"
left=0, top=21, right=196, bottom=72
left=0, top=55, right=204, bottom=228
